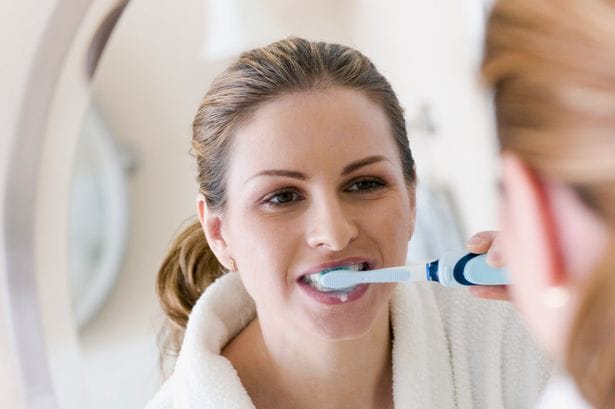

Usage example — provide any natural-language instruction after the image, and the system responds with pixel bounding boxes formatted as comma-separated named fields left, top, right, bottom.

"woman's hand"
left=465, top=231, right=511, bottom=301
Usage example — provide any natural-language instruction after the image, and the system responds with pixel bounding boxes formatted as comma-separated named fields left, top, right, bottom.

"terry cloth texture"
left=146, top=272, right=551, bottom=409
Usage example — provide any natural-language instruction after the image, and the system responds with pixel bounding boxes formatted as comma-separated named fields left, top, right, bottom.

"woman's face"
left=217, top=87, right=415, bottom=340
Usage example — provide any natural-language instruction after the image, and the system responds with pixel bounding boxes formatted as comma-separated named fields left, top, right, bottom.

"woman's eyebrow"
left=246, top=169, right=307, bottom=184
left=246, top=155, right=390, bottom=185
left=341, top=155, right=389, bottom=175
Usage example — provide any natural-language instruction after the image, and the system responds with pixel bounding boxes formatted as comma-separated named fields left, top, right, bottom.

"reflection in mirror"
left=54, top=0, right=541, bottom=408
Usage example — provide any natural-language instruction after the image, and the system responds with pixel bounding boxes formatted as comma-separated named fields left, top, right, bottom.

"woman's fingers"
left=466, top=230, right=505, bottom=267
left=466, top=230, right=497, bottom=253
left=466, top=231, right=510, bottom=301
left=469, top=285, right=510, bottom=301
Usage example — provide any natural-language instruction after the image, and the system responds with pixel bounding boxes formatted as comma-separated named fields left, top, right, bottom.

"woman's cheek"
left=376, top=202, right=412, bottom=261
left=235, top=214, right=300, bottom=283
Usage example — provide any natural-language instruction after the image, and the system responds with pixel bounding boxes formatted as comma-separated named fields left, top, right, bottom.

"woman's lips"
left=297, top=279, right=369, bottom=305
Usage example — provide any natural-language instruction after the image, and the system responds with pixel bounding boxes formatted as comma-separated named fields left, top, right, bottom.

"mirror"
left=74, top=1, right=497, bottom=407
left=4, top=1, right=510, bottom=408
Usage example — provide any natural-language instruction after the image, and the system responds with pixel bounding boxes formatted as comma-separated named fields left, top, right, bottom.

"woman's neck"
left=222, top=308, right=393, bottom=409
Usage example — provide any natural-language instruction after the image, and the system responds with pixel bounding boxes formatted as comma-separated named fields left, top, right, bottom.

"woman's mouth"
left=301, top=262, right=370, bottom=292
left=298, top=262, right=371, bottom=304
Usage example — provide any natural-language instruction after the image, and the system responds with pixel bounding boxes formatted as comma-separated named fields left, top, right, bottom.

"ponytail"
left=156, top=219, right=226, bottom=375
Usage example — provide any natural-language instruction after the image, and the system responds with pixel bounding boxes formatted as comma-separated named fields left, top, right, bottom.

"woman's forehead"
left=228, top=88, right=401, bottom=177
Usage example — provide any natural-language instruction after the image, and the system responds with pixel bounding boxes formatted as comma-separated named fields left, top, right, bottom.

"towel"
left=145, top=272, right=551, bottom=408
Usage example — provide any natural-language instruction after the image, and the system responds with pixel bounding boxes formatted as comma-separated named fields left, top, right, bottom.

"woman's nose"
left=305, top=196, right=358, bottom=251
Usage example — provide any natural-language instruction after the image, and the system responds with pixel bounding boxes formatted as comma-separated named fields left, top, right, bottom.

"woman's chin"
left=300, top=293, right=394, bottom=341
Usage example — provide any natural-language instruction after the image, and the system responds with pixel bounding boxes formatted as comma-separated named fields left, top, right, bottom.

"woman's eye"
left=264, top=190, right=303, bottom=206
left=346, top=179, right=385, bottom=192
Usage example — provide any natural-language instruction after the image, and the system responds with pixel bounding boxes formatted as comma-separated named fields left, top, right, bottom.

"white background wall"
left=2, top=1, right=499, bottom=408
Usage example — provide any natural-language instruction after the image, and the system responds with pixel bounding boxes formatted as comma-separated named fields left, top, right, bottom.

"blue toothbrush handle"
left=454, top=253, right=508, bottom=285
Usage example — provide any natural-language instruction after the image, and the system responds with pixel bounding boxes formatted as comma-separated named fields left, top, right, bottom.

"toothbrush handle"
left=319, top=267, right=411, bottom=289
left=454, top=253, right=508, bottom=285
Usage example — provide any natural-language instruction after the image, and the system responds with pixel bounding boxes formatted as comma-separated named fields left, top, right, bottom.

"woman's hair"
left=482, top=1, right=615, bottom=407
left=156, top=37, right=415, bottom=372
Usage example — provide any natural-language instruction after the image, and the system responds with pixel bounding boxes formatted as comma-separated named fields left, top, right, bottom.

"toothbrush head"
left=318, top=268, right=365, bottom=290
left=319, top=266, right=413, bottom=289
left=303, top=266, right=358, bottom=292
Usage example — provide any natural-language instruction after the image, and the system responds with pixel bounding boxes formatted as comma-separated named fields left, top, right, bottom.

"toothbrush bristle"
left=317, top=266, right=357, bottom=291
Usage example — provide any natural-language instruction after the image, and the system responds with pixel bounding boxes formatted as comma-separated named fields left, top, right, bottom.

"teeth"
left=302, top=263, right=367, bottom=293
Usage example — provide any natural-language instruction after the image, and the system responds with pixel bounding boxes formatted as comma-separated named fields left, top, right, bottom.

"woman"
left=482, top=1, right=615, bottom=408
left=146, top=37, right=549, bottom=409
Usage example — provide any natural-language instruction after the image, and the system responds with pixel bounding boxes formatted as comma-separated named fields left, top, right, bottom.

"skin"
left=199, top=87, right=414, bottom=409
left=466, top=231, right=509, bottom=300
left=496, top=152, right=609, bottom=360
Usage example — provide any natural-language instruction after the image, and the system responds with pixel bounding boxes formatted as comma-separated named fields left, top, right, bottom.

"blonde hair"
left=482, top=1, right=615, bottom=407
left=156, top=37, right=415, bottom=374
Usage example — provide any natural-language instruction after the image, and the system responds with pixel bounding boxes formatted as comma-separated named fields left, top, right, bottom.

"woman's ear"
left=500, top=152, right=566, bottom=288
left=196, top=194, right=232, bottom=269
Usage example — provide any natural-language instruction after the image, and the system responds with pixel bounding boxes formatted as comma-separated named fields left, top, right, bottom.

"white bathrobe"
left=146, top=272, right=551, bottom=409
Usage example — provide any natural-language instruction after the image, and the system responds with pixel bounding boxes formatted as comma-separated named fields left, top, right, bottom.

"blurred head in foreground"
left=482, top=1, right=615, bottom=407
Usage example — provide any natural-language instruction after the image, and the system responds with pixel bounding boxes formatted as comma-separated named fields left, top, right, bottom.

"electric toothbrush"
left=317, top=251, right=508, bottom=290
